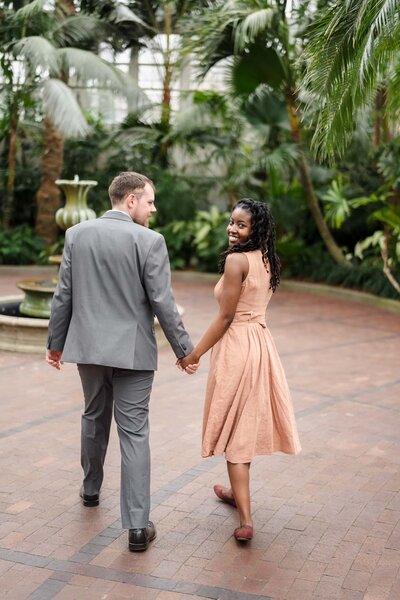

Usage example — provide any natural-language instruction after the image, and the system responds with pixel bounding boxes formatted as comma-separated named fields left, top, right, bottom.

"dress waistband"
left=232, top=311, right=266, bottom=327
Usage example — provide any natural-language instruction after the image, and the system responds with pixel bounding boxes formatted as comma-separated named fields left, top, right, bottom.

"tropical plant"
left=155, top=220, right=194, bottom=270
left=192, top=206, right=230, bottom=272
left=305, top=0, right=400, bottom=161
left=321, top=176, right=352, bottom=229
left=321, top=181, right=400, bottom=294
left=81, top=0, right=215, bottom=166
left=0, top=225, right=45, bottom=264
left=6, top=0, right=140, bottom=243
left=185, top=0, right=350, bottom=266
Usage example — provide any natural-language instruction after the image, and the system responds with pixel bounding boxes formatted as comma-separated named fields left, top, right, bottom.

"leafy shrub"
left=156, top=220, right=194, bottom=270
left=281, top=242, right=399, bottom=300
left=192, top=206, right=230, bottom=272
left=0, top=226, right=45, bottom=264
left=156, top=206, right=230, bottom=272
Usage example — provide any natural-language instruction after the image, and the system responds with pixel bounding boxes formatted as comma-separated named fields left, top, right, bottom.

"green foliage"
left=150, top=170, right=212, bottom=226
left=155, top=221, right=194, bottom=270
left=192, top=206, right=230, bottom=272
left=305, top=0, right=400, bottom=160
left=321, top=176, right=351, bottom=229
left=37, top=236, right=65, bottom=265
left=0, top=226, right=45, bottom=264
left=282, top=242, right=400, bottom=300
left=377, top=138, right=400, bottom=190
left=157, top=206, right=231, bottom=273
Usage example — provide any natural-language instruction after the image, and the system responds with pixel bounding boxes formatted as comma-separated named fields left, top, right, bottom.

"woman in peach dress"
left=180, top=199, right=301, bottom=542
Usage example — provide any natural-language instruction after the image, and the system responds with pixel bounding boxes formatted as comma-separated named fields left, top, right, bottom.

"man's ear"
left=127, top=193, right=136, bottom=208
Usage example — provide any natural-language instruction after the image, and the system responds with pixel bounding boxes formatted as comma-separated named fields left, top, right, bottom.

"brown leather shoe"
left=129, top=521, right=156, bottom=552
left=213, top=484, right=237, bottom=508
left=79, top=486, right=99, bottom=507
left=234, top=525, right=253, bottom=542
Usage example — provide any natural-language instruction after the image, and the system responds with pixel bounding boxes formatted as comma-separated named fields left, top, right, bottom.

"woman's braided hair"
left=219, top=199, right=281, bottom=292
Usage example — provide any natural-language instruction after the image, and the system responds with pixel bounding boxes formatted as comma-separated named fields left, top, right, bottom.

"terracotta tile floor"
left=1, top=268, right=400, bottom=599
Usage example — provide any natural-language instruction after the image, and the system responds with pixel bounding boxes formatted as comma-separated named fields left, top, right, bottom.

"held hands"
left=46, top=349, right=63, bottom=370
left=176, top=352, right=200, bottom=375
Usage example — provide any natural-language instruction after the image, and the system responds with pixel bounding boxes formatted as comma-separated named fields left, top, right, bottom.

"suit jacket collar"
left=101, top=210, right=133, bottom=223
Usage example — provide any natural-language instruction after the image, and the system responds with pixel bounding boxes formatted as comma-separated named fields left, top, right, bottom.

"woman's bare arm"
left=179, top=253, right=248, bottom=369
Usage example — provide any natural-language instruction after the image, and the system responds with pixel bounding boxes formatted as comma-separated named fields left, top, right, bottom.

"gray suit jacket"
left=47, top=210, right=193, bottom=370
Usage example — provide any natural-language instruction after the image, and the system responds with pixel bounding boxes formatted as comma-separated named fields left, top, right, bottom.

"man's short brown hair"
left=108, top=172, right=155, bottom=206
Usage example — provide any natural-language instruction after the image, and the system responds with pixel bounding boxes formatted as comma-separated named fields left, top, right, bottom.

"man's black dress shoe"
left=129, top=521, right=156, bottom=552
left=79, top=486, right=99, bottom=507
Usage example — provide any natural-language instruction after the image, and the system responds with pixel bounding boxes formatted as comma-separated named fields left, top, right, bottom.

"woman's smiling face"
left=227, top=207, right=252, bottom=247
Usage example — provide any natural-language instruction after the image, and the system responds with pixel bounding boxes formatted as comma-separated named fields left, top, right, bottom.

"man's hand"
left=46, top=349, right=63, bottom=370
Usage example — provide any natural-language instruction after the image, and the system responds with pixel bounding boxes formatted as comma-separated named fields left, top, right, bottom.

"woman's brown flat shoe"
left=234, top=525, right=253, bottom=542
left=213, top=484, right=237, bottom=508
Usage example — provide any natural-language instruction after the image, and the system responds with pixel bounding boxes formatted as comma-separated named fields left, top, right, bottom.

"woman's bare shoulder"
left=224, top=252, right=249, bottom=275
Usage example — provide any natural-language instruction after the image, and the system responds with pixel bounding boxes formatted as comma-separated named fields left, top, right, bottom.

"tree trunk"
left=58, top=0, right=76, bottom=17
left=381, top=226, right=400, bottom=294
left=285, top=88, right=349, bottom=267
left=128, top=45, right=140, bottom=113
left=159, top=4, right=172, bottom=166
left=228, top=188, right=238, bottom=210
left=35, top=116, right=64, bottom=244
left=3, top=107, right=18, bottom=229
left=374, top=85, right=392, bottom=148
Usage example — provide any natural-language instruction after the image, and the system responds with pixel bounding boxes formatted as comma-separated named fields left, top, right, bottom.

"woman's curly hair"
left=219, top=198, right=281, bottom=292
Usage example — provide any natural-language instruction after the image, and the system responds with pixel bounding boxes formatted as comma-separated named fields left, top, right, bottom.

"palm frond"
left=235, top=8, right=276, bottom=51
left=13, top=0, right=48, bottom=22
left=263, top=143, right=298, bottom=173
left=13, top=36, right=60, bottom=76
left=58, top=47, right=125, bottom=90
left=305, top=0, right=400, bottom=160
left=42, top=78, right=90, bottom=137
left=112, top=3, right=155, bottom=32
left=52, top=15, right=106, bottom=48
left=359, top=0, right=399, bottom=80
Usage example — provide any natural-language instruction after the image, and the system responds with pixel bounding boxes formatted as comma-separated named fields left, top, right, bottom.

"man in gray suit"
left=46, top=171, right=193, bottom=551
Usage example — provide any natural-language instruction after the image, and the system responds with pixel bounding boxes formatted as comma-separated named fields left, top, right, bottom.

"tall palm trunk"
left=3, top=106, right=18, bottom=229
left=159, top=3, right=172, bottom=167
left=34, top=0, right=75, bottom=244
left=285, top=88, right=349, bottom=267
left=35, top=116, right=64, bottom=243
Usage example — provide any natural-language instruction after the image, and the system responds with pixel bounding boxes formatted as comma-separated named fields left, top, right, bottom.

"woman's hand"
left=176, top=352, right=200, bottom=374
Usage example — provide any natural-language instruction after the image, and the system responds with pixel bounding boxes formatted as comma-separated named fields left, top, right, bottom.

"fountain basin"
left=0, top=295, right=49, bottom=353
left=17, top=278, right=57, bottom=318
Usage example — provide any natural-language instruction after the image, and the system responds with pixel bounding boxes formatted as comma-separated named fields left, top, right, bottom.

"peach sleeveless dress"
left=202, top=250, right=301, bottom=463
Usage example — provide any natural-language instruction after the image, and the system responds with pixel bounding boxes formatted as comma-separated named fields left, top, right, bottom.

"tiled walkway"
left=1, top=269, right=400, bottom=600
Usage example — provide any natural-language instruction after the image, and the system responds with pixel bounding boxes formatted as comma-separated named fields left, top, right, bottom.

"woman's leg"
left=227, top=461, right=252, bottom=526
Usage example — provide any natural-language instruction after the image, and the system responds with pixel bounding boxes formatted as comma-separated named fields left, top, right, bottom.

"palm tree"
left=305, top=0, right=400, bottom=293
left=0, top=2, right=37, bottom=229
left=186, top=0, right=349, bottom=266
left=81, top=0, right=215, bottom=167
left=11, top=0, right=140, bottom=243
left=305, top=0, right=400, bottom=161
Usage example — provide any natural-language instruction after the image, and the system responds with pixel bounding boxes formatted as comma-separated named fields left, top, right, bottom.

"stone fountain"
left=0, top=176, right=97, bottom=352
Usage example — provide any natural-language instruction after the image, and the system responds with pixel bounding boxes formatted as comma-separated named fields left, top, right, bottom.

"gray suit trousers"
left=77, top=365, right=154, bottom=529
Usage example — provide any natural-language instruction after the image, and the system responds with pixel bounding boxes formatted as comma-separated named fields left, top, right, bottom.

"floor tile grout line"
left=0, top=546, right=275, bottom=600
left=0, top=406, right=83, bottom=439
left=2, top=456, right=231, bottom=600
left=3, top=374, right=399, bottom=440
left=70, top=458, right=221, bottom=562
